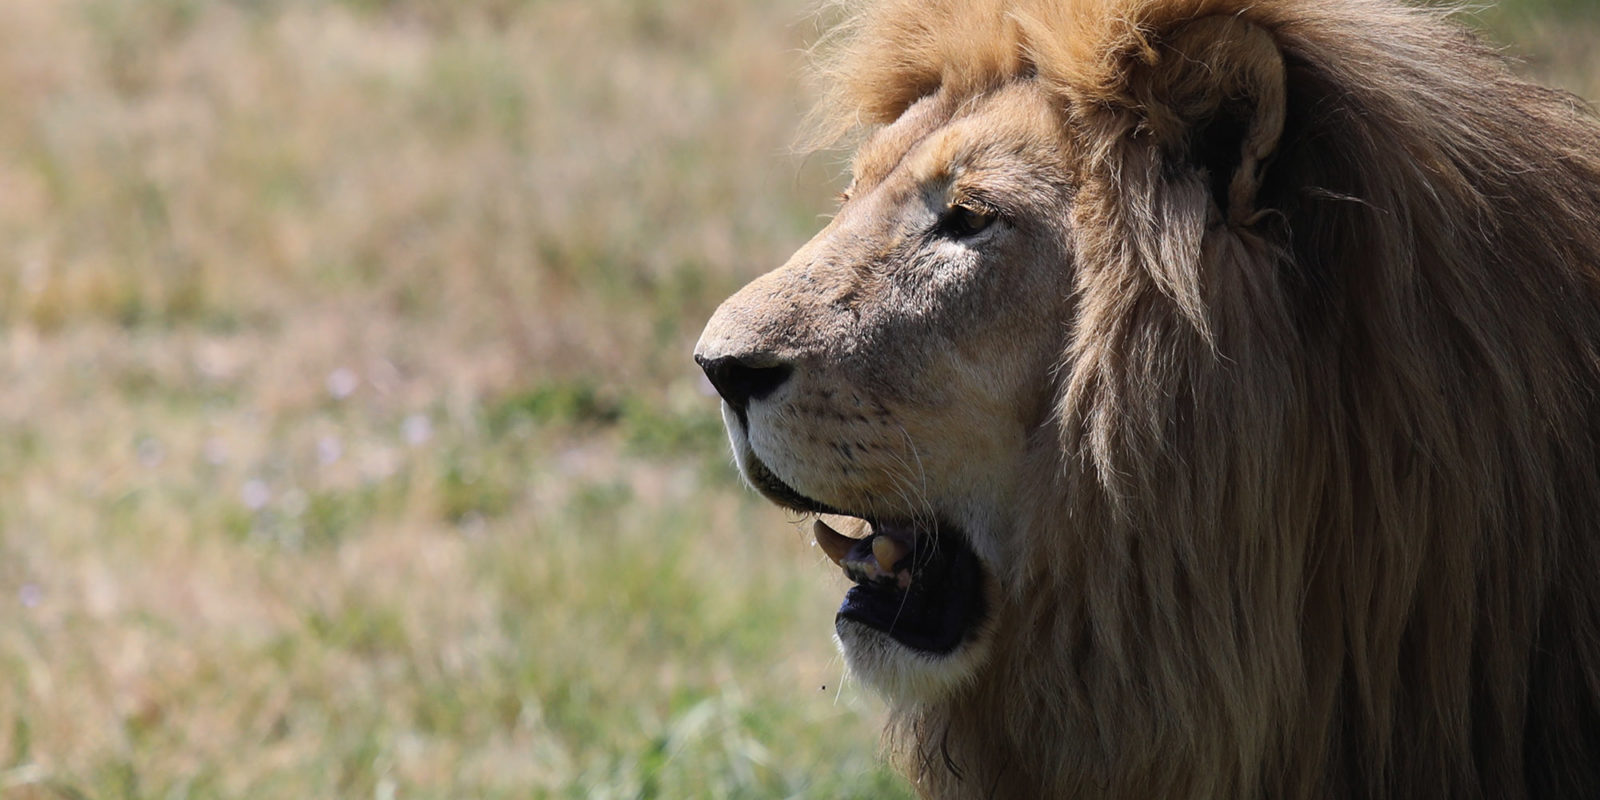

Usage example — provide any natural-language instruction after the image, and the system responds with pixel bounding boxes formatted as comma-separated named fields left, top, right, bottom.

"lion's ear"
left=1134, top=16, right=1287, bottom=224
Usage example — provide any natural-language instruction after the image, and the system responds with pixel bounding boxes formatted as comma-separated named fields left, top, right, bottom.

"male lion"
left=695, top=0, right=1600, bottom=796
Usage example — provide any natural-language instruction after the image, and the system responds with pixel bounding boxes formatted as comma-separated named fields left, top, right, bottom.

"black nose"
left=695, top=354, right=793, bottom=411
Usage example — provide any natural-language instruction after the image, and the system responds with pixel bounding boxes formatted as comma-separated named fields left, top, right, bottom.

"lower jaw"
left=834, top=614, right=995, bottom=704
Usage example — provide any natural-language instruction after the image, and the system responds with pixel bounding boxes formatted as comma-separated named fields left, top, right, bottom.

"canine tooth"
left=813, top=519, right=857, bottom=567
left=872, top=535, right=908, bottom=572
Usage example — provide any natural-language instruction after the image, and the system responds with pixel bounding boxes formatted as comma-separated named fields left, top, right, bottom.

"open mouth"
left=814, top=517, right=986, bottom=654
left=741, top=449, right=987, bottom=654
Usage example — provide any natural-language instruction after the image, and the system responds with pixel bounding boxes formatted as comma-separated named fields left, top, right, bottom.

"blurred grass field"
left=0, top=1, right=1594, bottom=798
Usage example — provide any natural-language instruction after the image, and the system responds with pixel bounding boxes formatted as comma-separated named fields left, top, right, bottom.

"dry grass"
left=0, top=0, right=892, bottom=797
left=0, top=1, right=1593, bottom=797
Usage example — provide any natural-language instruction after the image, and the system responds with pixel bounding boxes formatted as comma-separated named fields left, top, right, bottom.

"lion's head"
left=697, top=0, right=1600, bottom=797
left=697, top=79, right=1073, bottom=702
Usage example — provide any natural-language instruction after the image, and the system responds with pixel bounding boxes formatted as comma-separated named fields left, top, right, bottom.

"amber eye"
left=938, top=202, right=998, bottom=239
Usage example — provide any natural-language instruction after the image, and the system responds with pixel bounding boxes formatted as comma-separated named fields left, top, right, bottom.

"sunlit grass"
left=0, top=0, right=899, bottom=796
left=0, top=0, right=1593, bottom=797
left=0, top=322, right=907, bottom=798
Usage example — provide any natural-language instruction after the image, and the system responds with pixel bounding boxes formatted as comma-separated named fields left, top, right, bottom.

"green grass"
left=0, top=0, right=899, bottom=796
left=0, top=339, right=908, bottom=797
left=0, top=0, right=1594, bottom=797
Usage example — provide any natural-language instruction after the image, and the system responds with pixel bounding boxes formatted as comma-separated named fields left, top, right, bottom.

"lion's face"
left=696, top=82, right=1073, bottom=702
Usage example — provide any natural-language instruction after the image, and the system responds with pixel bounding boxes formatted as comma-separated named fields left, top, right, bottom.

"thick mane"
left=817, top=1, right=1600, bottom=798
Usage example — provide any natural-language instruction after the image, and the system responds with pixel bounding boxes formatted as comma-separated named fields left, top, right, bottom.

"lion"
left=694, top=0, right=1600, bottom=796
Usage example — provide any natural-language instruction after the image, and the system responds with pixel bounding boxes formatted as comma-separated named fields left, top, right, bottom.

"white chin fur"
left=835, top=619, right=992, bottom=705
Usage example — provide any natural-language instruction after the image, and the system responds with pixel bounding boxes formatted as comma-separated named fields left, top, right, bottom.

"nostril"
left=695, top=354, right=793, bottom=411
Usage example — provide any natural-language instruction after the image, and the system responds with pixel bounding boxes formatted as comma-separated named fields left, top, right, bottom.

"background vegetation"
left=0, top=1, right=1593, bottom=797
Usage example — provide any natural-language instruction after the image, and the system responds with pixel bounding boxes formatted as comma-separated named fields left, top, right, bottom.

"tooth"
left=872, top=535, right=908, bottom=572
left=813, top=519, right=858, bottom=567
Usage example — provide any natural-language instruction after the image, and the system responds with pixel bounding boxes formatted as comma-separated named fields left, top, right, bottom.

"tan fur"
left=700, top=0, right=1600, bottom=796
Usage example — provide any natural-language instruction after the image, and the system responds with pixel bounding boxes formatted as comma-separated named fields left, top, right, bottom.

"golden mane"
left=811, top=1, right=1600, bottom=797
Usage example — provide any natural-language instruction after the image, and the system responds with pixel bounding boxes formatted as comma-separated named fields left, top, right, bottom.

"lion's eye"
left=938, top=202, right=998, bottom=239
